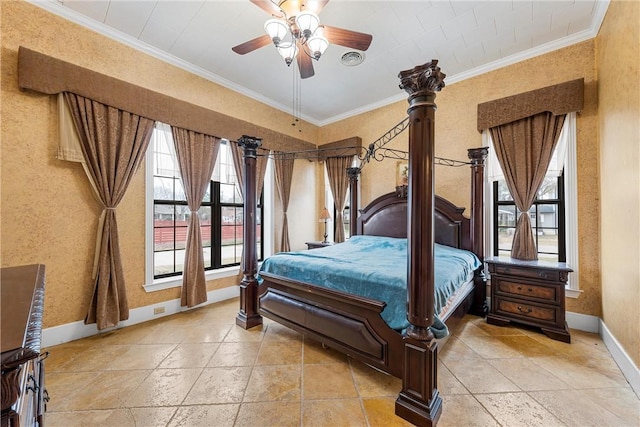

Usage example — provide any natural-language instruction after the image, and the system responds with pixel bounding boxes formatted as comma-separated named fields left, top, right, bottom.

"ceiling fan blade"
left=301, top=0, right=329, bottom=14
left=321, top=25, right=373, bottom=51
left=297, top=52, right=315, bottom=79
left=232, top=34, right=272, bottom=55
left=250, top=0, right=284, bottom=16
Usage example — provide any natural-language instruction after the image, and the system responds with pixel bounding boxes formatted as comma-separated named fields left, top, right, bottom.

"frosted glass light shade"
left=295, top=11, right=319, bottom=38
left=277, top=42, right=298, bottom=65
left=264, top=19, right=288, bottom=43
left=307, top=35, right=329, bottom=58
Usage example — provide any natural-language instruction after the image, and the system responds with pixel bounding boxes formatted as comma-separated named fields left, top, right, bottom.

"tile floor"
left=44, top=298, right=639, bottom=426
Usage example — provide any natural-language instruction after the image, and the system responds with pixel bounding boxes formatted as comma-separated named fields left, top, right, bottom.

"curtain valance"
left=477, top=79, right=583, bottom=132
left=18, top=46, right=315, bottom=152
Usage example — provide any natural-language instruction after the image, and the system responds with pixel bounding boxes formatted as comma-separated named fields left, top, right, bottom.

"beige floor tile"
left=495, top=334, right=560, bottom=357
left=532, top=356, right=629, bottom=389
left=580, top=387, right=640, bottom=426
left=208, top=342, right=261, bottom=367
left=303, top=338, right=349, bottom=364
left=443, top=358, right=521, bottom=394
left=302, top=399, right=367, bottom=427
left=54, top=370, right=151, bottom=411
left=243, top=364, right=301, bottom=402
left=303, top=363, right=358, bottom=399
left=263, top=322, right=304, bottom=342
left=167, top=403, right=239, bottom=427
left=350, top=360, right=402, bottom=398
left=486, top=358, right=571, bottom=391
left=457, top=335, right=526, bottom=359
left=129, top=407, right=178, bottom=426
left=224, top=324, right=266, bottom=342
left=139, top=323, right=193, bottom=344
left=475, top=392, right=566, bottom=426
left=81, top=322, right=161, bottom=345
left=437, top=362, right=470, bottom=395
left=159, top=342, right=220, bottom=368
left=256, top=340, right=302, bottom=365
left=183, top=366, right=252, bottom=404
left=438, top=394, right=500, bottom=427
left=529, top=389, right=638, bottom=427
left=126, top=368, right=203, bottom=407
left=45, top=409, right=136, bottom=427
left=450, top=319, right=491, bottom=338
left=48, top=343, right=131, bottom=372
left=235, top=401, right=301, bottom=427
left=180, top=323, right=233, bottom=343
left=106, top=344, right=177, bottom=370
left=43, top=341, right=95, bottom=372
left=362, top=397, right=414, bottom=427
left=470, top=319, right=529, bottom=336
left=46, top=371, right=101, bottom=412
left=439, top=336, right=483, bottom=362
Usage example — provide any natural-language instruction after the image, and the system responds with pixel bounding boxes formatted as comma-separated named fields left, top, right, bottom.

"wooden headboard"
left=355, top=189, right=473, bottom=253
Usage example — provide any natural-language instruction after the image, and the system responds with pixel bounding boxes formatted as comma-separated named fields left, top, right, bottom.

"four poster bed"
left=236, top=61, right=488, bottom=426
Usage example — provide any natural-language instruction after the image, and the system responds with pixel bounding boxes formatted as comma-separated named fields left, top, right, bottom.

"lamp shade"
left=277, top=42, right=298, bottom=65
left=295, top=11, right=320, bottom=38
left=319, top=207, right=332, bottom=221
left=264, top=18, right=288, bottom=43
left=307, top=35, right=329, bottom=59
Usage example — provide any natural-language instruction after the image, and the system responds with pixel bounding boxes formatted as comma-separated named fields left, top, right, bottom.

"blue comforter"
left=258, top=235, right=481, bottom=338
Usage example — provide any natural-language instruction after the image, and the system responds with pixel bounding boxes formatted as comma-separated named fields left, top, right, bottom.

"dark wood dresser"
left=486, top=257, right=572, bottom=343
left=1, top=264, right=48, bottom=427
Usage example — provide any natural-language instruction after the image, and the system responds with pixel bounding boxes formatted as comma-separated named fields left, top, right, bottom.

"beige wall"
left=0, top=1, right=318, bottom=328
left=321, top=40, right=601, bottom=318
left=596, top=0, right=640, bottom=366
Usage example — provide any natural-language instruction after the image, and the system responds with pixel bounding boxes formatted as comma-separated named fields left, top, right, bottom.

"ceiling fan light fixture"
left=264, top=18, right=288, bottom=45
left=295, top=11, right=320, bottom=39
left=277, top=43, right=298, bottom=66
left=307, top=35, right=329, bottom=60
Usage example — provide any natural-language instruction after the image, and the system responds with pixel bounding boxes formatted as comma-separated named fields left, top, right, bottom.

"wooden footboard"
left=258, top=271, right=404, bottom=378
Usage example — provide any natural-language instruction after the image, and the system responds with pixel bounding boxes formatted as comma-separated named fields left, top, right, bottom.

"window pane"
left=220, top=183, right=237, bottom=203
left=154, top=249, right=185, bottom=276
left=537, top=176, right=558, bottom=199
left=496, top=180, right=513, bottom=201
left=498, top=228, right=514, bottom=254
left=154, top=177, right=175, bottom=200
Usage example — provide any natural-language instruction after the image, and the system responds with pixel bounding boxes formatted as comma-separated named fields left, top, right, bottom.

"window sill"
left=143, top=265, right=241, bottom=293
left=565, top=287, right=583, bottom=299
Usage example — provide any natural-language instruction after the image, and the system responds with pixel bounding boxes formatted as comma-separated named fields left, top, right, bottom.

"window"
left=335, top=188, right=351, bottom=240
left=145, top=123, right=264, bottom=288
left=484, top=113, right=580, bottom=295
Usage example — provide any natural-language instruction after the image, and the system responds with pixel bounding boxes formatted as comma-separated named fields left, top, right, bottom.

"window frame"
left=483, top=112, right=580, bottom=296
left=144, top=127, right=268, bottom=292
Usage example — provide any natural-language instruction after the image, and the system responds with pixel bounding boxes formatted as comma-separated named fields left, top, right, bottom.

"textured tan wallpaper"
left=596, top=0, right=640, bottom=366
left=320, top=41, right=601, bottom=318
left=0, top=1, right=318, bottom=327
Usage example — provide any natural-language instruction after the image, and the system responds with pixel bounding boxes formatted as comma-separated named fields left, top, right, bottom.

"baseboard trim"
left=566, top=310, right=599, bottom=333
left=600, top=320, right=640, bottom=398
left=42, top=285, right=239, bottom=348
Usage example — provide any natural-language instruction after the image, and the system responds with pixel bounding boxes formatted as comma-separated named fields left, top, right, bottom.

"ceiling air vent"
left=340, top=51, right=365, bottom=67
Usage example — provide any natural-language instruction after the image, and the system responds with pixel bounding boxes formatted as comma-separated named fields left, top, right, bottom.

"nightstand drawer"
left=494, top=279, right=558, bottom=303
left=490, top=263, right=563, bottom=282
left=494, top=297, right=558, bottom=325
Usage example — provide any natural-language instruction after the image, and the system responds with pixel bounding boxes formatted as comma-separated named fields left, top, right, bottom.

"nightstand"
left=486, top=256, right=573, bottom=343
left=305, top=241, right=333, bottom=250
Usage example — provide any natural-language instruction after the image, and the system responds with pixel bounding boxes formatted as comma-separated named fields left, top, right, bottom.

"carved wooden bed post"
left=395, top=61, right=445, bottom=426
left=236, top=135, right=263, bottom=329
left=468, top=147, right=489, bottom=316
left=347, top=166, right=361, bottom=237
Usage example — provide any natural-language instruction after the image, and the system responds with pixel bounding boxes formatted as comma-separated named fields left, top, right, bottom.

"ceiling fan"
left=232, top=0, right=373, bottom=79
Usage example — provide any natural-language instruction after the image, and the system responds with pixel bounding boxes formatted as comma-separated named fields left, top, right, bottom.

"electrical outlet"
left=153, top=306, right=165, bottom=315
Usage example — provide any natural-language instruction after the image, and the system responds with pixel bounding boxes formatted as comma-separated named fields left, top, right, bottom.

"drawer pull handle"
left=538, top=272, right=549, bottom=279
left=516, top=286, right=534, bottom=292
left=517, top=306, right=532, bottom=314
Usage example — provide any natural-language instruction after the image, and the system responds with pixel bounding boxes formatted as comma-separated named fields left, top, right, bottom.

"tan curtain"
left=326, top=156, right=352, bottom=243
left=489, top=112, right=566, bottom=260
left=229, top=141, right=269, bottom=274
left=64, top=92, right=154, bottom=330
left=274, top=154, right=295, bottom=252
left=171, top=127, right=221, bottom=307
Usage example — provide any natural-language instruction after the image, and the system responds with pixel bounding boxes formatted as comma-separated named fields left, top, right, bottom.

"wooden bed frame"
left=235, top=61, right=488, bottom=426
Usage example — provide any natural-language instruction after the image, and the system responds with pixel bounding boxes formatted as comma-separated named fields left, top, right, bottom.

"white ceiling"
left=33, top=0, right=608, bottom=126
